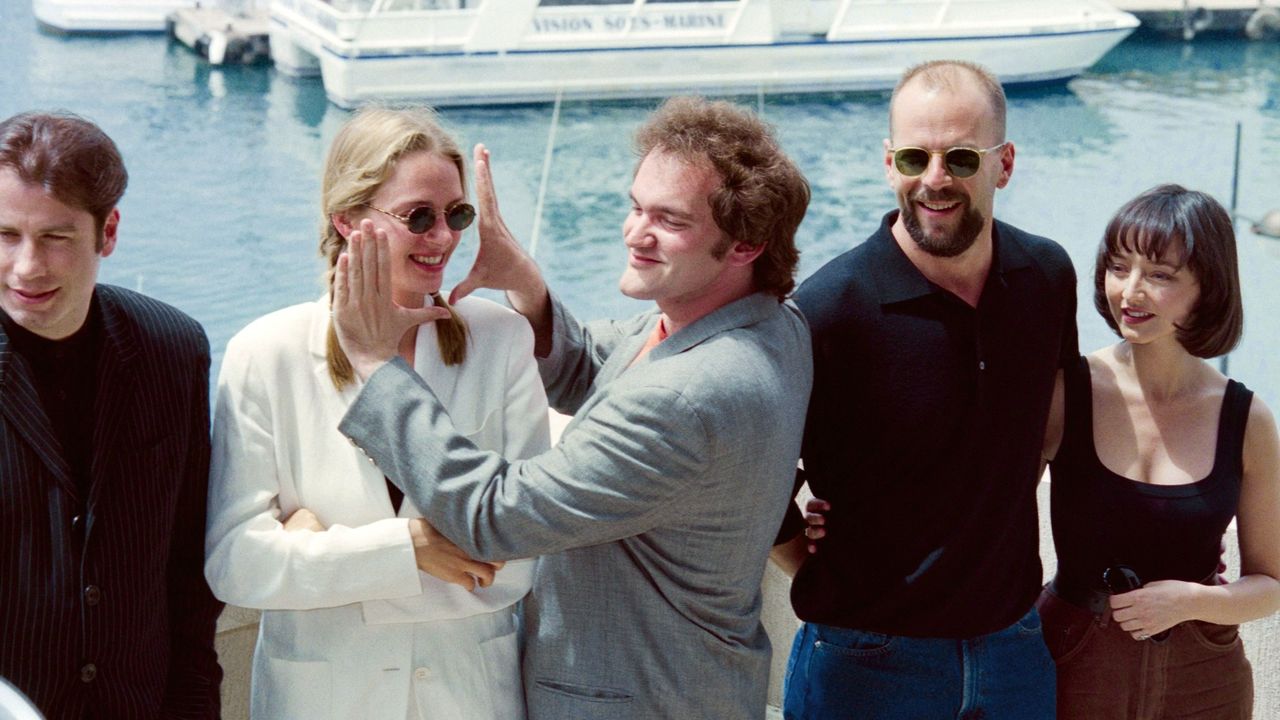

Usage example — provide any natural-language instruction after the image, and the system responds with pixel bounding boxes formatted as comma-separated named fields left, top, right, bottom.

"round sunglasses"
left=367, top=202, right=476, bottom=234
left=890, top=143, right=1007, bottom=179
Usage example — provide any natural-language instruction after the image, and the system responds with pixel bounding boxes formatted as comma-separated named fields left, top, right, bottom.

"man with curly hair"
left=333, top=96, right=813, bottom=719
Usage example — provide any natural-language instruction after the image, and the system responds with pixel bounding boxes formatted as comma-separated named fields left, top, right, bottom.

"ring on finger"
left=1136, top=633, right=1150, bottom=641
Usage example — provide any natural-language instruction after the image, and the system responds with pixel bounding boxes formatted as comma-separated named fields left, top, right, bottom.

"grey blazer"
left=340, top=291, right=812, bottom=719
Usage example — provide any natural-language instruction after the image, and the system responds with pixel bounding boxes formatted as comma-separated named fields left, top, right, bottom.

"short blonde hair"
left=890, top=60, right=1007, bottom=144
left=320, top=106, right=470, bottom=388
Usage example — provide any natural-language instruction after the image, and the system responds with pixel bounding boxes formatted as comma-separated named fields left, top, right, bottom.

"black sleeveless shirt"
left=1049, top=356, right=1252, bottom=590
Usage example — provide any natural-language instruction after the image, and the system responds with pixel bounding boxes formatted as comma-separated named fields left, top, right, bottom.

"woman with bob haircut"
left=205, top=106, right=549, bottom=719
left=1037, top=184, right=1280, bottom=718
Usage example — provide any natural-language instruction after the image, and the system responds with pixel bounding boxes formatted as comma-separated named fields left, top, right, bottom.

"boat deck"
left=1116, top=0, right=1270, bottom=10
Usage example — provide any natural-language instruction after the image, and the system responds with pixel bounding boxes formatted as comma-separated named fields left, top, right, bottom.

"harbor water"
left=2, top=1, right=1279, bottom=410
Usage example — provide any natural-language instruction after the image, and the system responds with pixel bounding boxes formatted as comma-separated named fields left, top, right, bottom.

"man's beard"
left=901, top=193, right=985, bottom=258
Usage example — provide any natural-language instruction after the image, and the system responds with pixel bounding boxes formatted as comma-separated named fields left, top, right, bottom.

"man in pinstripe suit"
left=0, top=112, right=222, bottom=719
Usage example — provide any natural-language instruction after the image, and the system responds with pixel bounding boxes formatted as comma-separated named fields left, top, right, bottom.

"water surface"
left=3, top=3, right=1278, bottom=406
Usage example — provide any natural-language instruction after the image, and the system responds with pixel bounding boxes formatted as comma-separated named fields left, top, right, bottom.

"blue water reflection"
left=1, top=0, right=1277, bottom=406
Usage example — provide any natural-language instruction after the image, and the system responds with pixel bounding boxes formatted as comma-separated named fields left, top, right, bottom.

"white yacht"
left=269, top=0, right=1141, bottom=108
left=34, top=0, right=199, bottom=32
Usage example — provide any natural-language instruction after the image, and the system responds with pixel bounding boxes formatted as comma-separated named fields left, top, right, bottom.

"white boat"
left=269, top=0, right=1141, bottom=109
left=34, top=0, right=200, bottom=32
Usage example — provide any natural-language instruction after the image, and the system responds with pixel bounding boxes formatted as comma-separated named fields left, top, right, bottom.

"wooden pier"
left=1113, top=0, right=1280, bottom=39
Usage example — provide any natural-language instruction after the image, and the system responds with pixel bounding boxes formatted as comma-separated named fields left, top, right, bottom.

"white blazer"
left=205, top=297, right=550, bottom=720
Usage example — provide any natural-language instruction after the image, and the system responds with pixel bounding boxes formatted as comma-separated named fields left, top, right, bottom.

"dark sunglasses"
left=1102, top=565, right=1142, bottom=594
left=890, top=143, right=1006, bottom=179
left=367, top=202, right=476, bottom=234
left=1103, top=565, right=1169, bottom=640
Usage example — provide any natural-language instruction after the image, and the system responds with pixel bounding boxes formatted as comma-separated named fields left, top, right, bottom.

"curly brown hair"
left=633, top=96, right=809, bottom=298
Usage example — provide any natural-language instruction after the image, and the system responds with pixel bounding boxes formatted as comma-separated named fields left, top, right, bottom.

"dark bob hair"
left=1093, top=184, right=1243, bottom=358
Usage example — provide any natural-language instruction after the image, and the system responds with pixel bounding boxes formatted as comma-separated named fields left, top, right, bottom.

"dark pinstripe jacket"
left=0, top=285, right=223, bottom=719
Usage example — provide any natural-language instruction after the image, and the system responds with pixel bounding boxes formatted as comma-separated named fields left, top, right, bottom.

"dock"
left=166, top=5, right=269, bottom=65
left=1114, top=0, right=1280, bottom=39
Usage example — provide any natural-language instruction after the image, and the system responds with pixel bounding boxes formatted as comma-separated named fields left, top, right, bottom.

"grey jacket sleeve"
left=538, top=292, right=657, bottom=414
left=339, top=357, right=709, bottom=561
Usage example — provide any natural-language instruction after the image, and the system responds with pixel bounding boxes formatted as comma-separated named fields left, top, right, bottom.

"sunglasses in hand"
left=1103, top=564, right=1170, bottom=641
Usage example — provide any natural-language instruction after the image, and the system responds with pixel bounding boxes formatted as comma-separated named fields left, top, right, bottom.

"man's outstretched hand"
left=449, top=144, right=549, bottom=322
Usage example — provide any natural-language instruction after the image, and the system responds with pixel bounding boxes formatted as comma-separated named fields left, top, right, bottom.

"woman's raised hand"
left=333, top=219, right=449, bottom=380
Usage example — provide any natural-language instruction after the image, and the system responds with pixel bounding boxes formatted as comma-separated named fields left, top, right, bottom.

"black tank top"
left=1049, top=356, right=1252, bottom=590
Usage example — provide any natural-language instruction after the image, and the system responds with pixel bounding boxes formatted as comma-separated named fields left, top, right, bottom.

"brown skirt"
left=1036, top=585, right=1253, bottom=720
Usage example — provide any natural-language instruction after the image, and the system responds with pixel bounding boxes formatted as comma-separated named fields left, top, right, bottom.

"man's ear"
left=726, top=240, right=766, bottom=267
left=995, top=141, right=1016, bottom=190
left=99, top=208, right=120, bottom=258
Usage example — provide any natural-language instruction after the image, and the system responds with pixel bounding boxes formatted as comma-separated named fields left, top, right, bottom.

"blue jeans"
left=783, top=606, right=1056, bottom=719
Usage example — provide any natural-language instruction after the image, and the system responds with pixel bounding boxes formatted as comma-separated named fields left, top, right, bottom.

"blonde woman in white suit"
left=205, top=107, right=550, bottom=720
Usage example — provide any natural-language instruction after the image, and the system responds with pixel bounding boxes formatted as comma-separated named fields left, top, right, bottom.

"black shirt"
left=0, top=286, right=223, bottom=719
left=0, top=302, right=99, bottom=496
left=1050, top=356, right=1249, bottom=589
left=785, top=210, right=1077, bottom=638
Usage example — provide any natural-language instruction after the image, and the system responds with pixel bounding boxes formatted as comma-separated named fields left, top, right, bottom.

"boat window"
left=338, top=0, right=461, bottom=9
left=537, top=0, right=706, bottom=5
left=537, top=0, right=631, bottom=6
left=323, top=0, right=476, bottom=7
left=378, top=0, right=462, bottom=9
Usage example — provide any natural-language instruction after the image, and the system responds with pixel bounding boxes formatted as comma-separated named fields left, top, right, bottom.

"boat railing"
left=274, top=0, right=478, bottom=48
left=771, top=0, right=842, bottom=37
left=277, top=0, right=800, bottom=52
left=828, top=0, right=1137, bottom=40
left=273, top=0, right=1137, bottom=56
left=321, top=0, right=461, bottom=11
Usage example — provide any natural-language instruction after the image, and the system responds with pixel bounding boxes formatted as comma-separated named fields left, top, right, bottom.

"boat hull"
left=267, top=0, right=1139, bottom=108
left=281, top=28, right=1133, bottom=108
left=34, top=0, right=198, bottom=33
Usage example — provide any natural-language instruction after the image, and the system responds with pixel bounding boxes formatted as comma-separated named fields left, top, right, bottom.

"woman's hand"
left=803, top=497, right=831, bottom=554
left=770, top=497, right=834, bottom=578
left=408, top=518, right=504, bottom=592
left=282, top=507, right=326, bottom=532
left=1109, top=579, right=1203, bottom=640
left=332, top=220, right=449, bottom=380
